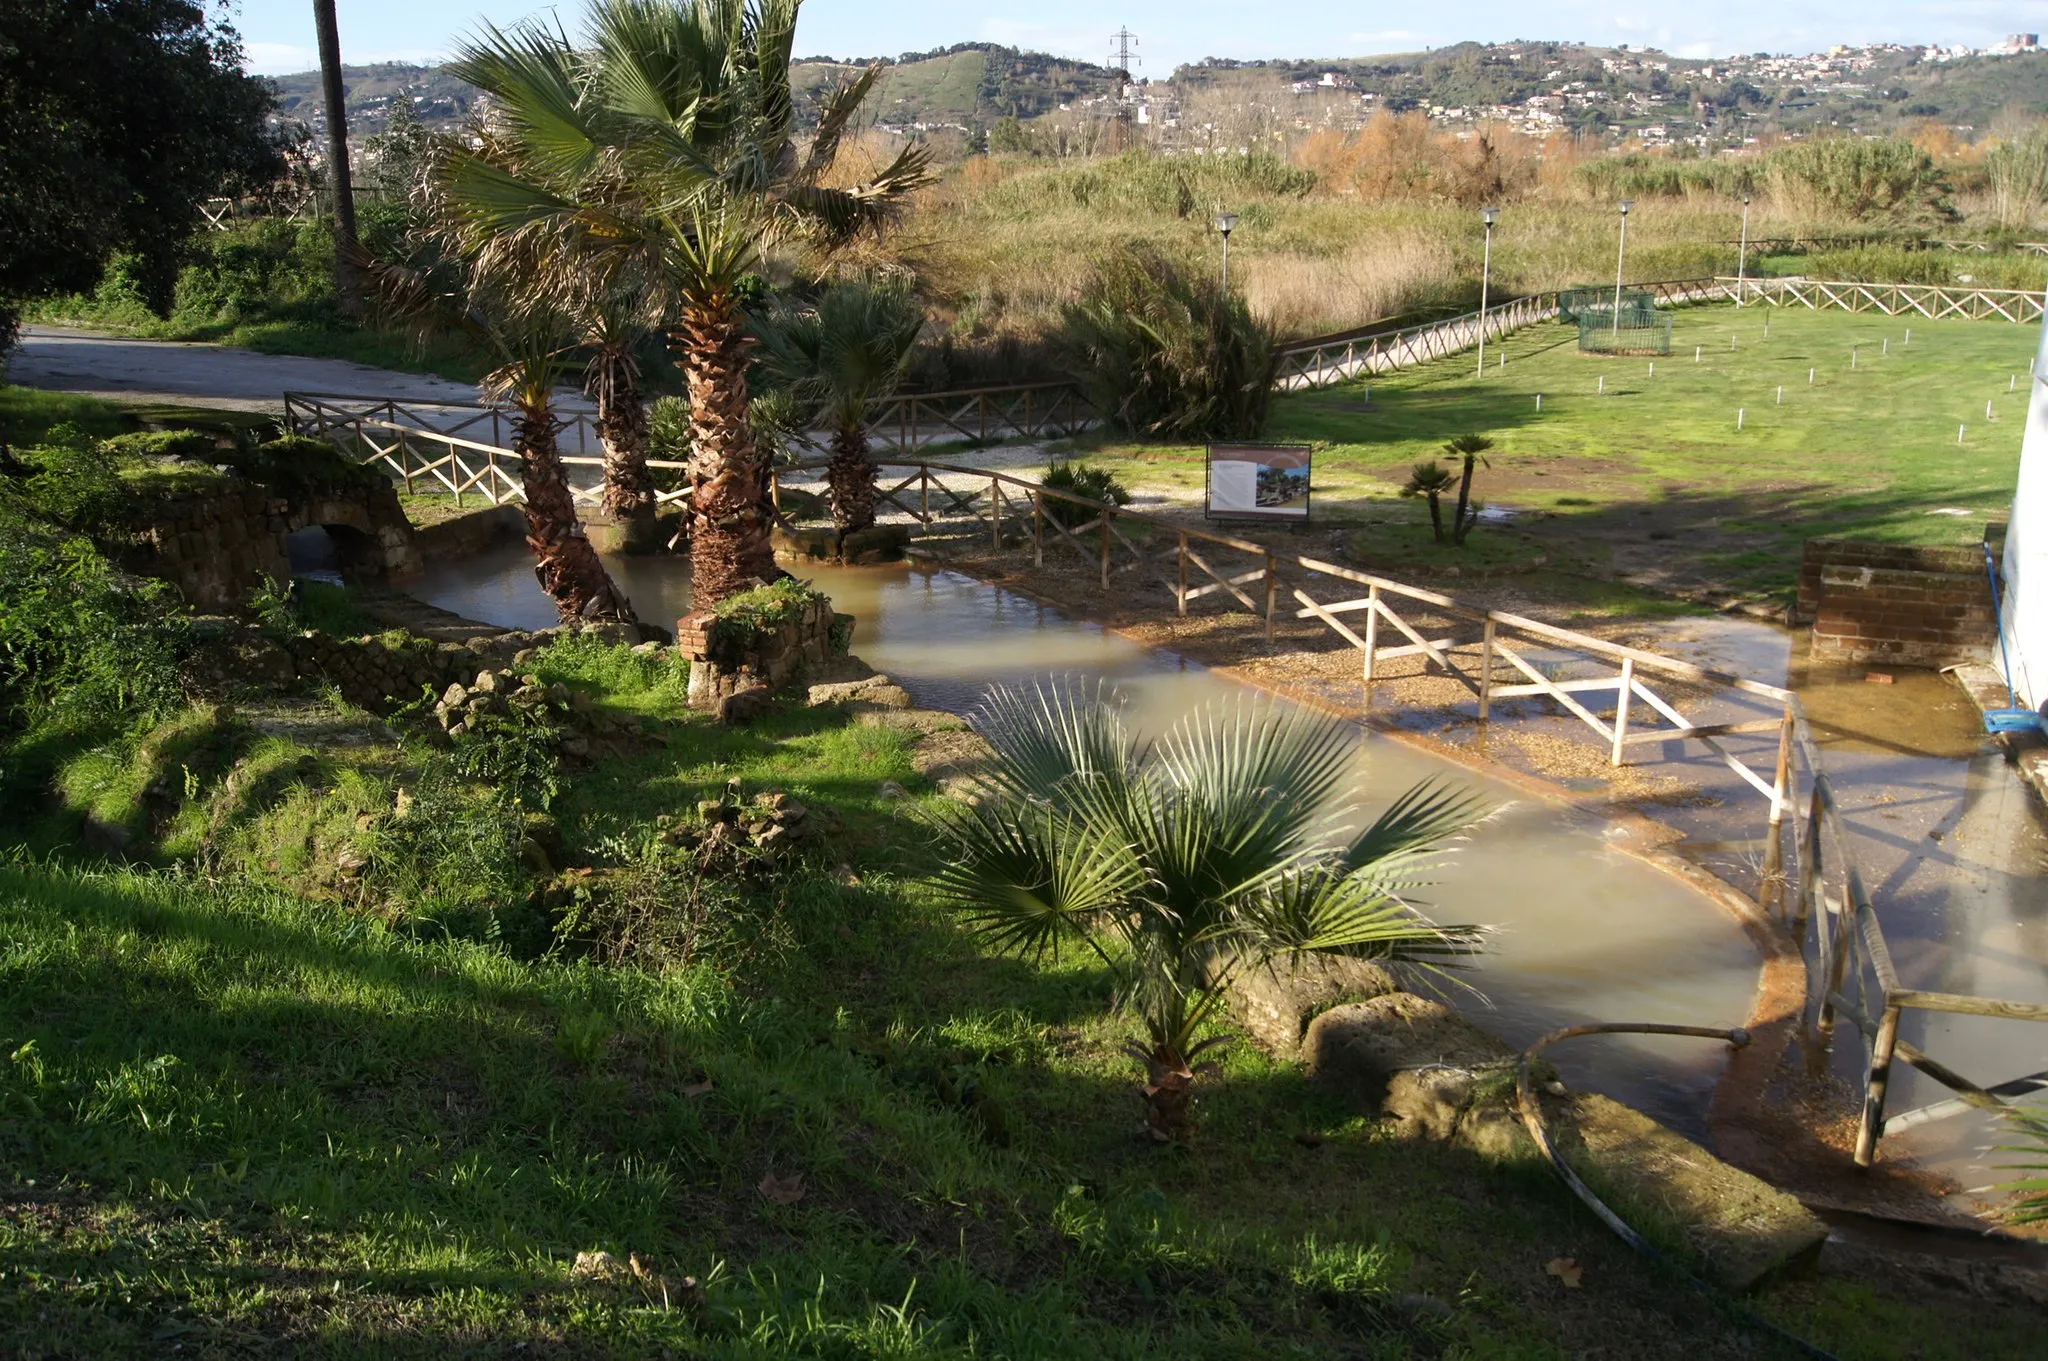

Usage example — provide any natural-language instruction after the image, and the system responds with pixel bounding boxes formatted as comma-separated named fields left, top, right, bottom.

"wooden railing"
left=769, top=455, right=2048, bottom=1169
left=1272, top=277, right=1733, bottom=391
left=862, top=381, right=1100, bottom=453
left=1724, top=276, right=2048, bottom=324
left=286, top=392, right=607, bottom=460
left=290, top=371, right=2048, bottom=1169
left=287, top=399, right=687, bottom=512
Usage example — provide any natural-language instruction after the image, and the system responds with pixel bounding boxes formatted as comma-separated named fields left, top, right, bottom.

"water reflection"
left=410, top=544, right=1763, bottom=1132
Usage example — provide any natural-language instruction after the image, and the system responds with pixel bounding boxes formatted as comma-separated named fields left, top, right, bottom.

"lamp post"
left=1612, top=199, right=1633, bottom=344
left=1736, top=193, right=1752, bottom=306
left=1475, top=205, right=1499, bottom=377
left=1216, top=211, right=1239, bottom=292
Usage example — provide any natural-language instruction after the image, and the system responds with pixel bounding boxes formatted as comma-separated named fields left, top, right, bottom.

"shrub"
left=712, top=576, right=828, bottom=645
left=1764, top=137, right=1955, bottom=225
left=1039, top=460, right=1132, bottom=528
left=1058, top=245, right=1277, bottom=440
left=0, top=509, right=188, bottom=733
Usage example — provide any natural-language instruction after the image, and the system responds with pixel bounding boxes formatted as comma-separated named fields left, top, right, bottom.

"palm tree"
left=440, top=35, right=673, bottom=553
left=927, top=683, right=1488, bottom=1141
left=1444, top=433, right=1495, bottom=547
left=440, top=0, right=930, bottom=605
left=354, top=249, right=635, bottom=626
left=1400, top=460, right=1456, bottom=543
left=756, top=281, right=923, bottom=534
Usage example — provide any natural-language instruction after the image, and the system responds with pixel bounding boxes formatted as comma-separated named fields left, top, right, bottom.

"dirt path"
left=7, top=326, right=592, bottom=417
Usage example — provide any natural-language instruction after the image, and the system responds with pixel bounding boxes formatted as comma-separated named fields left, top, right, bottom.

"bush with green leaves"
left=0, top=509, right=188, bottom=735
left=1058, top=245, right=1277, bottom=441
left=1764, top=136, right=1955, bottom=225
left=1039, top=459, right=1132, bottom=528
left=926, top=682, right=1486, bottom=1140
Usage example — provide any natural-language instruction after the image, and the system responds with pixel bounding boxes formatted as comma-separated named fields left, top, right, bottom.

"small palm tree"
left=1444, top=433, right=1495, bottom=547
left=756, top=281, right=923, bottom=534
left=1400, top=460, right=1456, bottom=543
left=1998, top=1107, right=2048, bottom=1226
left=927, top=682, right=1488, bottom=1141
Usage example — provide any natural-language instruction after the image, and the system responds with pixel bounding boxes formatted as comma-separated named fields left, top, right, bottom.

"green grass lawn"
left=1066, top=305, right=2034, bottom=597
left=4, top=663, right=2042, bottom=1358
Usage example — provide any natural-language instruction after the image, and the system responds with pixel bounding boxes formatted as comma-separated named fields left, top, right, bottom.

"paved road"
left=7, top=326, right=524, bottom=414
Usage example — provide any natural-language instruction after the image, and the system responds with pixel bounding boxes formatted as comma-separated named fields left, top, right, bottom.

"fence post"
left=401, top=430, right=416, bottom=496
left=979, top=392, right=989, bottom=443
left=1263, top=553, right=1278, bottom=644
left=1175, top=532, right=1188, bottom=615
left=1760, top=706, right=1796, bottom=914
left=1854, top=1002, right=1903, bottom=1167
left=1609, top=656, right=1633, bottom=766
left=1098, top=515, right=1111, bottom=591
left=991, top=477, right=1002, bottom=551
left=1477, top=617, right=1496, bottom=722
left=1362, top=585, right=1380, bottom=697
left=1032, top=491, right=1044, bottom=567
left=920, top=470, right=930, bottom=525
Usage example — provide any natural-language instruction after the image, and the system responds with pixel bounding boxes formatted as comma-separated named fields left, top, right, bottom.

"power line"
left=1109, top=26, right=1141, bottom=82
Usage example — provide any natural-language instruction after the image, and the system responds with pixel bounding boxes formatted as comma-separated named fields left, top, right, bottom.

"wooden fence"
left=1272, top=277, right=1734, bottom=391
left=291, top=369, right=2048, bottom=1168
left=1725, top=276, right=2048, bottom=324
left=768, top=455, right=2048, bottom=1169
left=286, top=397, right=681, bottom=512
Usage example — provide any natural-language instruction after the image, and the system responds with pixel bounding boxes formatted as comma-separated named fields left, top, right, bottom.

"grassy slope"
left=2, top=682, right=2040, bottom=1358
left=1065, top=305, right=2031, bottom=594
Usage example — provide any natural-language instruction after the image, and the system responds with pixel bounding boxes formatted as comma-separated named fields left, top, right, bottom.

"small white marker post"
left=1852, top=346, right=1858, bottom=370
left=1598, top=375, right=1605, bottom=393
left=1535, top=394, right=1543, bottom=411
left=1737, top=408, right=1746, bottom=430
left=1883, top=337, right=1889, bottom=355
left=1731, top=334, right=1738, bottom=350
left=1988, top=399, right=1995, bottom=420
left=1905, top=328, right=1911, bottom=345
left=1809, top=367, right=1816, bottom=385
left=1959, top=424, right=1967, bottom=444
left=1500, top=351, right=1506, bottom=369
left=1648, top=362, right=1654, bottom=378
left=1695, top=345, right=1702, bottom=362
left=1777, top=385, right=1783, bottom=405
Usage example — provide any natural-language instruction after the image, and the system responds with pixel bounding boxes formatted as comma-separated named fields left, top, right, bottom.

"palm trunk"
left=675, top=287, right=776, bottom=606
left=593, top=349, right=659, bottom=552
left=1138, top=1044, right=1197, bottom=1143
left=1451, top=455, right=1476, bottom=546
left=514, top=405, right=633, bottom=625
left=825, top=422, right=878, bottom=534
left=1425, top=490, right=1445, bottom=543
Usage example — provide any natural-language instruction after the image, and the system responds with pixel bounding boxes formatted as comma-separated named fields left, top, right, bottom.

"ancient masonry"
left=1794, top=539, right=1999, bottom=667
left=676, top=599, right=854, bottom=712
left=135, top=480, right=421, bottom=610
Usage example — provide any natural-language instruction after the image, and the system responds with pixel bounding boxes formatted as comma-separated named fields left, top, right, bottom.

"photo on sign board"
left=1206, top=444, right=1312, bottom=520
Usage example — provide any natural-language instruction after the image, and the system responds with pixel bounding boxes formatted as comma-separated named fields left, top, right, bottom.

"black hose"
left=1514, top=1022, right=1841, bottom=1361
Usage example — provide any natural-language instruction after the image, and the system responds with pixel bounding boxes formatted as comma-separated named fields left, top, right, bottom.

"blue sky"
left=227, top=0, right=2048, bottom=76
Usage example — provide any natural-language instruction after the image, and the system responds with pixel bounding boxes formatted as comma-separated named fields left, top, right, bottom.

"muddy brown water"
left=1623, top=616, right=2048, bottom=1214
left=407, top=544, right=1766, bottom=1137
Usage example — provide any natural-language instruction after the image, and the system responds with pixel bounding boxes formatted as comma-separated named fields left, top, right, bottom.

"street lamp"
left=1475, top=206, right=1499, bottom=377
left=1612, top=199, right=1633, bottom=344
left=1736, top=193, right=1752, bottom=306
left=1216, top=211, right=1239, bottom=292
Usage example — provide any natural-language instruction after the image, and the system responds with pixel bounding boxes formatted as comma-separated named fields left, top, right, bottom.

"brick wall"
left=1795, top=539, right=1997, bottom=667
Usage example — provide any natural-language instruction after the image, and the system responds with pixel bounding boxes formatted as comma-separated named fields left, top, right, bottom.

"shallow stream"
left=408, top=544, right=1768, bottom=1136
